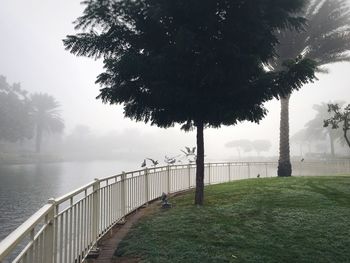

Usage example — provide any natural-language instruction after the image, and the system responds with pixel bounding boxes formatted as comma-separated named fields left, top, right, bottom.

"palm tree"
left=30, top=93, right=64, bottom=153
left=273, top=0, right=350, bottom=176
left=305, top=102, right=344, bottom=157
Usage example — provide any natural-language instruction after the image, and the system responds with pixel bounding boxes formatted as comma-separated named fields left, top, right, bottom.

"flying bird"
left=164, top=156, right=176, bottom=165
left=146, top=158, right=159, bottom=167
left=301, top=158, right=305, bottom=162
left=181, top=146, right=196, bottom=156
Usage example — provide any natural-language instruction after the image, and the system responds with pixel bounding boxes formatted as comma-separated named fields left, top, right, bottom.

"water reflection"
left=0, top=160, right=137, bottom=241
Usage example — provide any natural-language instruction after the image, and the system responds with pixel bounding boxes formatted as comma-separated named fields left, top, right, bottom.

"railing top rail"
left=54, top=180, right=96, bottom=204
left=0, top=203, right=53, bottom=261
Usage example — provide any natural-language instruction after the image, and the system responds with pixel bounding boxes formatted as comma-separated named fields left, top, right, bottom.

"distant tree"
left=225, top=139, right=252, bottom=158
left=0, top=76, right=33, bottom=143
left=30, top=93, right=64, bottom=153
left=272, top=0, right=350, bottom=176
left=252, top=140, right=272, bottom=156
left=305, top=102, right=344, bottom=157
left=64, top=0, right=316, bottom=205
left=290, top=128, right=311, bottom=156
left=324, top=103, right=350, bottom=149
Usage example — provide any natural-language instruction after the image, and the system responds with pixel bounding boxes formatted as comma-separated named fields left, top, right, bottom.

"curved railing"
left=0, top=160, right=349, bottom=263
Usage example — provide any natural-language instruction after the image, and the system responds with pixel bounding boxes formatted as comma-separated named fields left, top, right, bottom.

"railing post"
left=44, top=198, right=55, bottom=263
left=121, top=173, right=127, bottom=217
left=228, top=163, right=231, bottom=182
left=144, top=168, right=149, bottom=204
left=188, top=164, right=191, bottom=189
left=208, top=163, right=211, bottom=185
left=247, top=163, right=251, bottom=179
left=92, top=178, right=100, bottom=240
left=265, top=164, right=268, bottom=178
left=167, top=166, right=171, bottom=193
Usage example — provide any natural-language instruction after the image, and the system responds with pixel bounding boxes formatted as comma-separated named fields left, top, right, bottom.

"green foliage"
left=324, top=103, right=350, bottom=148
left=64, top=0, right=316, bottom=131
left=0, top=76, right=33, bottom=142
left=116, top=176, right=350, bottom=262
left=274, top=0, right=350, bottom=69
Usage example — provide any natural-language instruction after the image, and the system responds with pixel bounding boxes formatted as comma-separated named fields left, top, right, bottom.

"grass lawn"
left=115, top=176, right=350, bottom=263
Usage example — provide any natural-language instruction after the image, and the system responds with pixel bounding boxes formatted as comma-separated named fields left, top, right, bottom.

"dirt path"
left=85, top=203, right=158, bottom=263
left=84, top=190, right=190, bottom=263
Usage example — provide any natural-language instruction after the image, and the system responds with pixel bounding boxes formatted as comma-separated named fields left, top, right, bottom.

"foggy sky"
left=0, top=0, right=349, bottom=160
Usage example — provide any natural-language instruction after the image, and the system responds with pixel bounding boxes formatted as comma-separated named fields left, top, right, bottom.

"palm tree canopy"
left=30, top=93, right=64, bottom=134
left=274, top=0, right=350, bottom=68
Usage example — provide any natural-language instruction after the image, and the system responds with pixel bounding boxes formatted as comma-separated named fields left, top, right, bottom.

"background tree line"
left=291, top=101, right=350, bottom=158
left=225, top=139, right=272, bottom=158
left=0, top=75, right=64, bottom=154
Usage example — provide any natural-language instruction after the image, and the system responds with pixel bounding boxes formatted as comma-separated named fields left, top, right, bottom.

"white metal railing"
left=0, top=160, right=349, bottom=263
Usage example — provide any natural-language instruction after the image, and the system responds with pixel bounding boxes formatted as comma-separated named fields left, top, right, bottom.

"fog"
left=0, top=0, right=350, bottom=165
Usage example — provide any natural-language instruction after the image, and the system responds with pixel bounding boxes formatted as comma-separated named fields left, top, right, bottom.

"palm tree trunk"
left=35, top=124, right=42, bottom=153
left=344, top=130, right=350, bottom=149
left=278, top=94, right=292, bottom=177
left=344, top=116, right=350, bottom=148
left=195, top=122, right=205, bottom=205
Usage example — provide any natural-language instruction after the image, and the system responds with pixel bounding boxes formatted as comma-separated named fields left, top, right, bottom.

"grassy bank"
left=115, top=176, right=350, bottom=262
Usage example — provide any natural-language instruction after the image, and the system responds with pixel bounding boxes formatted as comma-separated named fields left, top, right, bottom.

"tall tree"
left=225, top=139, right=253, bottom=159
left=0, top=76, right=33, bottom=143
left=64, top=0, right=316, bottom=205
left=252, top=140, right=272, bottom=156
left=30, top=93, right=64, bottom=153
left=273, top=0, right=350, bottom=176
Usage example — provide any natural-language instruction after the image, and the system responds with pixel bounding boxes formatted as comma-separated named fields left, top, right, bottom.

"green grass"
left=115, top=176, right=350, bottom=263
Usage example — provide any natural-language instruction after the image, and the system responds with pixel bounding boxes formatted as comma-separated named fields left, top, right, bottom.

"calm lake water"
left=0, top=160, right=138, bottom=242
